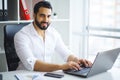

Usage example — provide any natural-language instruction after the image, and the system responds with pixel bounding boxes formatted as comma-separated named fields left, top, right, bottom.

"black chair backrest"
left=4, top=23, right=29, bottom=71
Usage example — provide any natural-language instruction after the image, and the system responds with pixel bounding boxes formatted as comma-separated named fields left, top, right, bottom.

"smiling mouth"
left=41, top=23, right=48, bottom=27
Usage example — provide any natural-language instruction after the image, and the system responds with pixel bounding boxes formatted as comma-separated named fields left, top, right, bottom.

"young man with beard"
left=14, top=1, right=92, bottom=72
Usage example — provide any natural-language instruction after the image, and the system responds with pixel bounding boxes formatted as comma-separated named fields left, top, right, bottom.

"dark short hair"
left=34, top=1, right=52, bottom=14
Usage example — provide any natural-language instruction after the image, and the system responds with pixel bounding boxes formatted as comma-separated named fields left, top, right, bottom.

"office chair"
left=4, top=23, right=29, bottom=71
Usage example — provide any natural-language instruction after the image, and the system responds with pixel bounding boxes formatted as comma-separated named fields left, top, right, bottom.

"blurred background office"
left=50, top=0, right=120, bottom=68
left=0, top=0, right=120, bottom=72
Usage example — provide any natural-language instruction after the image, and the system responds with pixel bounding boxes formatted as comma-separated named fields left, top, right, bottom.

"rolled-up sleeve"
left=14, top=32, right=37, bottom=71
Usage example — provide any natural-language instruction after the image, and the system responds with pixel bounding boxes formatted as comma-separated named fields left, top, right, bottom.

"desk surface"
left=0, top=67, right=120, bottom=80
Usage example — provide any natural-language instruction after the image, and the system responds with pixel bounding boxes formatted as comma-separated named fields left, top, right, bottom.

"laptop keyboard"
left=68, top=67, right=91, bottom=74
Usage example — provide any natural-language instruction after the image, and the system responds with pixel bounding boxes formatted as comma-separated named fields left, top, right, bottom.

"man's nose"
left=43, top=16, right=48, bottom=22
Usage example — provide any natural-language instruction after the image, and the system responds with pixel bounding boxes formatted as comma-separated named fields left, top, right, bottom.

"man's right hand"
left=61, top=61, right=82, bottom=70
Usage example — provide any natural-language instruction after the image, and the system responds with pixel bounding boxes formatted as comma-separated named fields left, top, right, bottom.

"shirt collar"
left=29, top=23, right=39, bottom=37
left=29, top=22, right=50, bottom=39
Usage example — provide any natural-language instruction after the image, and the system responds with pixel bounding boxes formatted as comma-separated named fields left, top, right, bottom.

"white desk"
left=0, top=67, right=120, bottom=80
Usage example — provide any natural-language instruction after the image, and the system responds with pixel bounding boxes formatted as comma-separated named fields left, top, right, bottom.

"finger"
left=72, top=66, right=79, bottom=70
left=72, top=63, right=81, bottom=70
left=79, top=59, right=92, bottom=67
left=86, top=60, right=92, bottom=67
left=81, top=59, right=88, bottom=67
left=78, top=59, right=83, bottom=64
left=75, top=63, right=82, bottom=70
left=84, top=59, right=93, bottom=67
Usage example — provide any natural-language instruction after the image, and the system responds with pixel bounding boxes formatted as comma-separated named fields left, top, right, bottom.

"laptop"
left=63, top=48, right=120, bottom=78
left=0, top=74, right=2, bottom=80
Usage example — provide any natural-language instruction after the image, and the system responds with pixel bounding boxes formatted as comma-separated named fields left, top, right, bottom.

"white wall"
left=52, top=0, right=89, bottom=64
left=70, top=0, right=88, bottom=58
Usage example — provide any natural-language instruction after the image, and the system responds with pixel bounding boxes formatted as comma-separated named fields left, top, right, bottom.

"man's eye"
left=48, top=15, right=51, bottom=18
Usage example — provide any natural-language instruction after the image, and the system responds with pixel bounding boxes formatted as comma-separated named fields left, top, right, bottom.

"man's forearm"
left=34, top=60, right=63, bottom=72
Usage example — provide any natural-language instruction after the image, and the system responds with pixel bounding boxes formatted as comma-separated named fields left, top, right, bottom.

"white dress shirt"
left=14, top=23, right=72, bottom=71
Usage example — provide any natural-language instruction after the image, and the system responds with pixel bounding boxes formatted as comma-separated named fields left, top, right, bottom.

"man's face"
left=34, top=7, right=52, bottom=30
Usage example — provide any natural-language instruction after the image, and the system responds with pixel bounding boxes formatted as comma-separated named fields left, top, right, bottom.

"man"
left=14, top=1, right=92, bottom=72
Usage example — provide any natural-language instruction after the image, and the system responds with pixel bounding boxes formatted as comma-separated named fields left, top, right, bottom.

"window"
left=88, top=0, right=120, bottom=67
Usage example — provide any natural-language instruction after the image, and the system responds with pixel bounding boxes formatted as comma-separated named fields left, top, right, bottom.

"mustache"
left=41, top=22, right=48, bottom=24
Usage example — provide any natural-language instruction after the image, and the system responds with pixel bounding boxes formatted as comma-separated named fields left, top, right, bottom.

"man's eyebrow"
left=39, top=13, right=51, bottom=17
left=39, top=13, right=45, bottom=15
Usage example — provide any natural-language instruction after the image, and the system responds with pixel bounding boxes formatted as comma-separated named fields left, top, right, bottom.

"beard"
left=35, top=18, right=50, bottom=30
